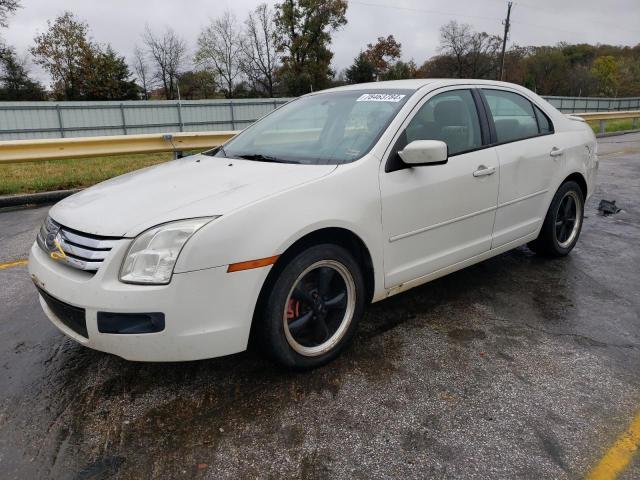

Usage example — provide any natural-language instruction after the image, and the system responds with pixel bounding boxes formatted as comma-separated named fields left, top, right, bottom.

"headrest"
left=367, top=111, right=387, bottom=131
left=434, top=100, right=466, bottom=126
left=494, top=118, right=521, bottom=142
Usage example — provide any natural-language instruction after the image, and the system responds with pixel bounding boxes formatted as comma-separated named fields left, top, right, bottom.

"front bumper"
left=28, top=241, right=270, bottom=362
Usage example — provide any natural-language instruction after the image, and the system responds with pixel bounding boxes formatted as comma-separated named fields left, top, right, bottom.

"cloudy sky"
left=2, top=0, right=639, bottom=86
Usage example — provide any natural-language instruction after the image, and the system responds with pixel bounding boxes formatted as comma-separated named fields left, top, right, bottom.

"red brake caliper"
left=287, top=299, right=301, bottom=321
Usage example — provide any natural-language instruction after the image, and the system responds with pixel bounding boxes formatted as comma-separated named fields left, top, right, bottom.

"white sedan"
left=29, top=79, right=598, bottom=369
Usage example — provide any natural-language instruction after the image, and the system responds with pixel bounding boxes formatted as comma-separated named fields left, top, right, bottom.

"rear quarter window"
left=534, top=105, right=554, bottom=134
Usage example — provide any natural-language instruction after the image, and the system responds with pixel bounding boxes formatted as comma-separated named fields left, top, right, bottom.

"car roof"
left=319, top=78, right=533, bottom=94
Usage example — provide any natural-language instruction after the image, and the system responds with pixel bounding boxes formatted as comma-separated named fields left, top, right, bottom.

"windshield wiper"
left=201, top=145, right=226, bottom=157
left=233, top=153, right=299, bottom=164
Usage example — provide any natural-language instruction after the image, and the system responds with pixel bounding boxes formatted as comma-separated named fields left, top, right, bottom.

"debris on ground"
left=598, top=199, right=621, bottom=215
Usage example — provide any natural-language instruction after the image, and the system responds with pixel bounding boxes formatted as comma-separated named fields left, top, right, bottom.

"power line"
left=349, top=0, right=640, bottom=42
left=348, top=0, right=502, bottom=23
left=485, top=0, right=640, bottom=36
left=516, top=0, right=640, bottom=35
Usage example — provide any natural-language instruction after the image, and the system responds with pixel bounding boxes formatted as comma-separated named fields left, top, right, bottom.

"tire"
left=257, top=244, right=366, bottom=369
left=528, top=181, right=584, bottom=257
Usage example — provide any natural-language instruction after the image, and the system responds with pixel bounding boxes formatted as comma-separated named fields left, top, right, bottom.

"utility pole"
left=499, top=1, right=513, bottom=81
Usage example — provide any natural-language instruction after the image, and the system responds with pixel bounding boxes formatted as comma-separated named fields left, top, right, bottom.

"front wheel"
left=528, top=181, right=584, bottom=256
left=257, top=244, right=366, bottom=369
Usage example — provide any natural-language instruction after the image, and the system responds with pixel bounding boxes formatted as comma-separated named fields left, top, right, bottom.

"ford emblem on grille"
left=44, top=227, right=60, bottom=250
left=37, top=216, right=119, bottom=272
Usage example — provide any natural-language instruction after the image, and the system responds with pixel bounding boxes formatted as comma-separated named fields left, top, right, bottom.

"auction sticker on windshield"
left=356, top=93, right=406, bottom=102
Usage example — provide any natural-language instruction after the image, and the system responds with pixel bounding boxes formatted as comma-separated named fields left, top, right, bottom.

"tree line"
left=1, top=0, right=639, bottom=101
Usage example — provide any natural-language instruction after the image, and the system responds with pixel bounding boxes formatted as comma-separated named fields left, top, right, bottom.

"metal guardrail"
left=1, top=111, right=639, bottom=164
left=575, top=110, right=640, bottom=134
left=544, top=96, right=640, bottom=113
left=0, top=131, right=237, bottom=164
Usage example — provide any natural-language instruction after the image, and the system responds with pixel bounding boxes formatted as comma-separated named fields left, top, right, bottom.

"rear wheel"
left=528, top=181, right=584, bottom=256
left=258, top=244, right=365, bottom=369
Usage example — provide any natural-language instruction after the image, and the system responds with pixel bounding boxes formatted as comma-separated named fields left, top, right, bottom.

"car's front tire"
left=257, top=244, right=366, bottom=369
left=528, top=180, right=584, bottom=256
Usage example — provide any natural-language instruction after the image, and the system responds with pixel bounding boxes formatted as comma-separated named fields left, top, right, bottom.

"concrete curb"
left=0, top=189, right=80, bottom=209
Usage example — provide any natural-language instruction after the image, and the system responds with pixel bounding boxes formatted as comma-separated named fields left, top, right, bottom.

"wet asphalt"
left=1, top=134, right=639, bottom=479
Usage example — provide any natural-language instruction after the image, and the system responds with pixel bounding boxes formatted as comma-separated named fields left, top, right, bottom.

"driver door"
left=379, top=88, right=499, bottom=288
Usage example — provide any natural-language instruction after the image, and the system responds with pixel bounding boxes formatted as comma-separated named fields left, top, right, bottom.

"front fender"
left=174, top=158, right=385, bottom=297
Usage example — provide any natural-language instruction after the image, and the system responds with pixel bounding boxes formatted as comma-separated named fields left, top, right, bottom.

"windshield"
left=208, top=89, right=413, bottom=165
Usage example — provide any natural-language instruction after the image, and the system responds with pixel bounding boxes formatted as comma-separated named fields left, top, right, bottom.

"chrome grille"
left=37, top=216, right=120, bottom=272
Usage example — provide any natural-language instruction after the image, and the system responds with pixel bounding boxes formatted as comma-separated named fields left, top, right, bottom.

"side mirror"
left=398, top=140, right=448, bottom=166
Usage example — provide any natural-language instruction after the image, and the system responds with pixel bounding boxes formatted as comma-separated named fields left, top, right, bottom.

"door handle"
left=550, top=147, right=564, bottom=157
left=473, top=165, right=496, bottom=177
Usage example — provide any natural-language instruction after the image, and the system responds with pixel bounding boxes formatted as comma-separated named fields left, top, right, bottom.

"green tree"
left=81, top=46, right=139, bottom=100
left=31, top=12, right=140, bottom=100
left=591, top=55, right=620, bottom=96
left=617, top=54, right=640, bottom=96
left=178, top=70, right=217, bottom=99
left=561, top=43, right=597, bottom=68
left=345, top=52, right=374, bottom=84
left=382, top=60, right=417, bottom=80
left=0, top=45, right=46, bottom=100
left=274, top=0, right=347, bottom=95
left=522, top=47, right=569, bottom=95
left=30, top=11, right=92, bottom=99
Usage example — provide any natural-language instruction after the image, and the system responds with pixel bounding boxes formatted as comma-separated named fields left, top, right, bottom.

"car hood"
left=50, top=154, right=337, bottom=237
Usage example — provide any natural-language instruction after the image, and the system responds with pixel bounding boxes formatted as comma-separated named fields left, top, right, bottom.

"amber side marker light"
left=227, top=255, right=279, bottom=273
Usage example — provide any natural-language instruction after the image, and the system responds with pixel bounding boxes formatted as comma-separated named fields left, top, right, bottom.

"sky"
left=2, top=0, right=639, bottom=87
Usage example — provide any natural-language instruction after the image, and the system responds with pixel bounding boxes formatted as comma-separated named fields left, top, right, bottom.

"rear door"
left=480, top=88, right=559, bottom=248
left=379, top=87, right=499, bottom=288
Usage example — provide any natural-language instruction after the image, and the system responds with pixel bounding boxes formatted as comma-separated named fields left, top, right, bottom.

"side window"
left=483, top=89, right=539, bottom=143
left=534, top=105, right=554, bottom=134
left=404, top=89, right=482, bottom=156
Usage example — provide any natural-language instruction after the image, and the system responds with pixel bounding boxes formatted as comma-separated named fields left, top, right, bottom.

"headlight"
left=119, top=217, right=215, bottom=285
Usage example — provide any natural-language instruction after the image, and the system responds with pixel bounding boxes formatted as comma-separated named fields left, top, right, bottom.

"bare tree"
left=0, top=0, right=19, bottom=28
left=467, top=31, right=502, bottom=78
left=195, top=10, right=243, bottom=98
left=439, top=21, right=502, bottom=79
left=131, top=44, right=152, bottom=99
left=143, top=26, right=186, bottom=99
left=438, top=21, right=472, bottom=78
left=240, top=3, right=279, bottom=97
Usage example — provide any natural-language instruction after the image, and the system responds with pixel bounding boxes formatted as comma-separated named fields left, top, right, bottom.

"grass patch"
left=588, top=118, right=637, bottom=134
left=0, top=152, right=173, bottom=196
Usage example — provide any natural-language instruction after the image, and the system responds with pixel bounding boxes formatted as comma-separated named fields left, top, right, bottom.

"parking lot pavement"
left=1, top=134, right=639, bottom=479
